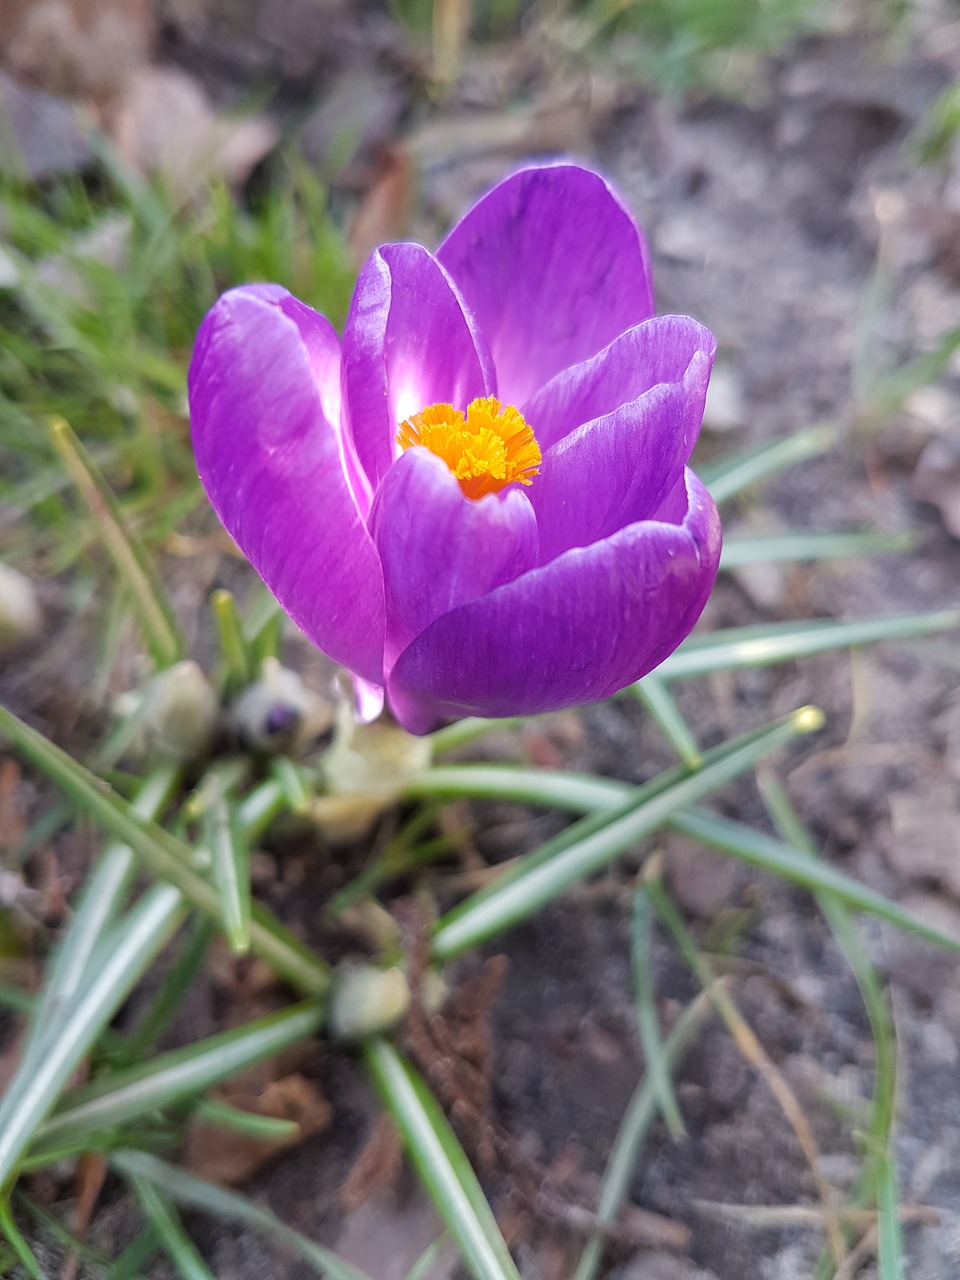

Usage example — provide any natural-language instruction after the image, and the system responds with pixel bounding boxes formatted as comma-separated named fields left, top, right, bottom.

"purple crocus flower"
left=189, top=163, right=721, bottom=734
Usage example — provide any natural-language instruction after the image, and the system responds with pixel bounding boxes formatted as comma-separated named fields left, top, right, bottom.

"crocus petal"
left=341, top=243, right=495, bottom=508
left=189, top=285, right=385, bottom=686
left=523, top=315, right=715, bottom=452
left=262, top=286, right=342, bottom=426
left=370, top=447, right=539, bottom=670
left=531, top=350, right=713, bottom=563
left=437, top=164, right=655, bottom=407
left=648, top=472, right=692, bottom=524
left=353, top=675, right=386, bottom=723
left=386, top=471, right=720, bottom=733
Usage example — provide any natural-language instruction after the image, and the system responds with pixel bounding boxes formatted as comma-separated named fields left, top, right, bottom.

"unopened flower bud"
left=141, top=660, right=219, bottom=762
left=336, top=900, right=402, bottom=951
left=311, top=697, right=432, bottom=842
left=419, top=966, right=447, bottom=1016
left=229, top=658, right=334, bottom=755
left=0, top=561, right=42, bottom=653
left=328, top=964, right=410, bottom=1041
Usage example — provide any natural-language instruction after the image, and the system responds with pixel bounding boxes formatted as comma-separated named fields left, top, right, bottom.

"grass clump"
left=0, top=157, right=353, bottom=571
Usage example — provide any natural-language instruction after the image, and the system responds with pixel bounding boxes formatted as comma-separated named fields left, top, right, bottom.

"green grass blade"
left=92, top=689, right=158, bottom=774
left=700, top=424, right=834, bottom=504
left=644, top=872, right=844, bottom=1267
left=111, top=1151, right=373, bottom=1280
left=128, top=1175, right=217, bottom=1280
left=427, top=716, right=529, bottom=756
left=32, top=1002, right=323, bottom=1156
left=757, top=770, right=899, bottom=1279
left=656, top=609, right=959, bottom=681
left=416, top=714, right=828, bottom=897
left=0, top=985, right=34, bottom=1014
left=410, top=758, right=960, bottom=954
left=0, top=1200, right=43, bottom=1279
left=205, top=794, right=251, bottom=954
left=211, top=588, right=252, bottom=690
left=573, top=992, right=712, bottom=1280
left=104, top=1226, right=159, bottom=1280
left=363, top=1039, right=521, bottom=1280
left=410, top=710, right=831, bottom=819
left=865, top=324, right=960, bottom=421
left=13, top=1192, right=110, bottom=1269
left=431, top=708, right=823, bottom=959
left=236, top=778, right=288, bottom=843
left=121, top=916, right=216, bottom=1063
left=243, top=592, right=285, bottom=665
left=183, top=758, right=252, bottom=823
left=631, top=893, right=684, bottom=1139
left=270, top=757, right=313, bottom=814
left=403, top=1236, right=449, bottom=1280
left=0, top=703, right=332, bottom=996
left=876, top=1150, right=905, bottom=1280
left=0, top=883, right=185, bottom=1190
left=404, top=763, right=630, bottom=812
left=195, top=1100, right=300, bottom=1142
left=17, top=764, right=181, bottom=1076
left=668, top=806, right=960, bottom=954
left=632, top=675, right=702, bottom=767
left=757, top=772, right=897, bottom=1136
left=48, top=415, right=184, bottom=668
left=720, top=529, right=913, bottom=569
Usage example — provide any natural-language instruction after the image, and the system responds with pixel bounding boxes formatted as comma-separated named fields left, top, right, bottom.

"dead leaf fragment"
left=0, top=759, right=26, bottom=851
left=665, top=837, right=738, bottom=919
left=912, top=435, right=960, bottom=538
left=110, top=65, right=277, bottom=200
left=185, top=1072, right=331, bottom=1184
left=0, top=0, right=153, bottom=102
left=888, top=778, right=960, bottom=895
left=347, top=147, right=415, bottom=269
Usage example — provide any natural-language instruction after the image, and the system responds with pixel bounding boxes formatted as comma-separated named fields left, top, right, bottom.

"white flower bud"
left=311, top=697, right=432, bottom=842
left=141, top=660, right=219, bottom=762
left=328, top=965, right=410, bottom=1041
left=0, top=561, right=42, bottom=653
left=228, top=658, right=334, bottom=755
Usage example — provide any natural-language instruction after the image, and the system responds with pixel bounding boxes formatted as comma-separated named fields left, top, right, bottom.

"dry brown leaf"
left=185, top=1072, right=331, bottom=1185
left=0, top=0, right=153, bottom=102
left=888, top=778, right=960, bottom=895
left=340, top=1111, right=403, bottom=1212
left=206, top=936, right=286, bottom=1001
left=664, top=837, right=738, bottom=920
left=59, top=1153, right=108, bottom=1280
left=406, top=78, right=607, bottom=172
left=0, top=759, right=26, bottom=851
left=912, top=436, right=960, bottom=539
left=346, top=147, right=415, bottom=270
left=110, top=65, right=277, bottom=200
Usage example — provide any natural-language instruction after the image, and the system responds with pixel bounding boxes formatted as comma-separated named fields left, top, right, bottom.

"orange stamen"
left=397, top=396, right=541, bottom=501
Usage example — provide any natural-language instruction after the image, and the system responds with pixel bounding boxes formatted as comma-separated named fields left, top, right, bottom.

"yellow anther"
left=397, top=396, right=541, bottom=501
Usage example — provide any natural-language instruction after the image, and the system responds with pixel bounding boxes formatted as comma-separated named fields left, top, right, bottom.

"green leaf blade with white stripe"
left=363, top=1039, right=521, bottom=1280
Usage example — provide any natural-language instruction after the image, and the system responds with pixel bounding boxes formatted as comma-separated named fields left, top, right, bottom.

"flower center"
left=397, top=396, right=542, bottom=501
